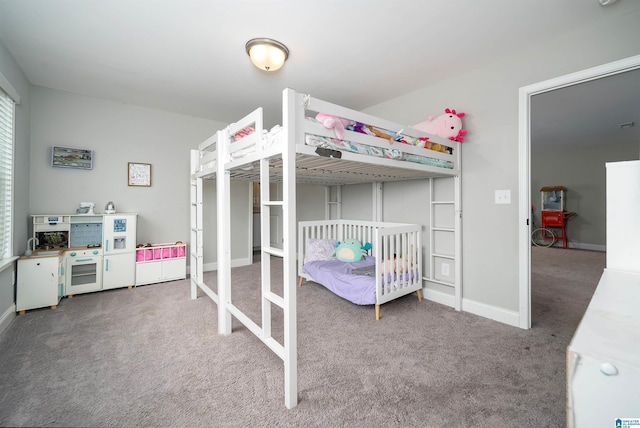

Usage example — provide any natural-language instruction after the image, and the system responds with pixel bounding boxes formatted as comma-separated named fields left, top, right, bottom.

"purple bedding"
left=303, top=256, right=377, bottom=305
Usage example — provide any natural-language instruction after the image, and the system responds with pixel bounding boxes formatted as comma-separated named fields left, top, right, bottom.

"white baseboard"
left=462, top=298, right=520, bottom=328
left=423, top=287, right=522, bottom=328
left=422, top=287, right=455, bottom=308
left=0, top=304, right=16, bottom=335
left=565, top=242, right=606, bottom=252
left=202, top=257, right=252, bottom=273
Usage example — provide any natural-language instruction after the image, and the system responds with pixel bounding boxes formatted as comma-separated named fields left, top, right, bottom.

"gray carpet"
left=0, top=247, right=605, bottom=427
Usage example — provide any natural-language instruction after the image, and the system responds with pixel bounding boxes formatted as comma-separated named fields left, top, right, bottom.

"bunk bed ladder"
left=426, top=176, right=461, bottom=310
left=217, top=90, right=298, bottom=409
left=189, top=149, right=211, bottom=302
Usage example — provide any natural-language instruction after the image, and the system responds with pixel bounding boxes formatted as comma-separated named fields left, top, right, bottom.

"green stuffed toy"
left=335, top=239, right=372, bottom=263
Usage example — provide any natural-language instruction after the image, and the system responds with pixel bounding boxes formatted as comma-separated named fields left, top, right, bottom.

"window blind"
left=0, top=88, right=14, bottom=259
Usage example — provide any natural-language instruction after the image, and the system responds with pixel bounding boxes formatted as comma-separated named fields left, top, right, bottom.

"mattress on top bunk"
left=304, top=134, right=454, bottom=169
left=228, top=121, right=454, bottom=170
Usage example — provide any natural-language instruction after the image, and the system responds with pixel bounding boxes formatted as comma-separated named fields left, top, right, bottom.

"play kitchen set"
left=16, top=202, right=186, bottom=314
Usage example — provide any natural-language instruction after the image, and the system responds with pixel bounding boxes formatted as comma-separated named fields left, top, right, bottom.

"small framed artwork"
left=51, top=146, right=94, bottom=170
left=128, top=162, right=152, bottom=187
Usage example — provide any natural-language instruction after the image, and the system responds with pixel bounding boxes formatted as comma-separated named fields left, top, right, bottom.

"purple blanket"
left=303, top=256, right=377, bottom=305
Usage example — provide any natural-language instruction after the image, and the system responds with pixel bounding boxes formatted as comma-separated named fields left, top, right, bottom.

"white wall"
left=0, top=40, right=30, bottom=333
left=362, top=4, right=640, bottom=318
left=297, top=183, right=329, bottom=221
left=341, top=183, right=375, bottom=221
left=29, top=86, right=225, bottom=250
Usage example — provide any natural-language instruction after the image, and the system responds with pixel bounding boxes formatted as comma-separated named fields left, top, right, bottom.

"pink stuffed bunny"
left=412, top=108, right=467, bottom=142
left=316, top=113, right=351, bottom=140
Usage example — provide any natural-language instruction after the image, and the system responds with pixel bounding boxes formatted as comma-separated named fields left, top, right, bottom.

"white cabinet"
left=135, top=243, right=186, bottom=286
left=103, top=253, right=136, bottom=290
left=135, top=259, right=186, bottom=285
left=566, top=270, right=640, bottom=427
left=102, top=214, right=137, bottom=290
left=566, top=160, right=640, bottom=426
left=16, top=255, right=63, bottom=313
left=606, top=160, right=640, bottom=273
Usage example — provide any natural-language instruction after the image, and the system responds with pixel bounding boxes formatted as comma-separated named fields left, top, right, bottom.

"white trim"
left=0, top=303, right=16, bottom=335
left=454, top=174, right=462, bottom=311
left=518, top=54, right=640, bottom=330
left=202, top=257, right=252, bottom=273
left=568, top=242, right=606, bottom=252
left=422, top=286, right=455, bottom=308
left=462, top=298, right=520, bottom=328
left=0, top=256, right=18, bottom=273
left=0, top=71, right=20, bottom=104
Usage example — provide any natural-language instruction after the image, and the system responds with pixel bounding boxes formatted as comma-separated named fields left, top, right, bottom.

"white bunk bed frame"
left=189, top=88, right=460, bottom=409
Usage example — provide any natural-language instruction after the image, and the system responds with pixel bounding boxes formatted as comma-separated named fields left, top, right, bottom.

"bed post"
left=217, top=128, right=232, bottom=335
left=189, top=149, right=201, bottom=300
left=282, top=88, right=298, bottom=409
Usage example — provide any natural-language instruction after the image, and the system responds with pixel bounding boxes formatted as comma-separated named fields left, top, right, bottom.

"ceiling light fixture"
left=245, top=38, right=289, bottom=72
left=619, top=121, right=635, bottom=129
left=598, top=0, right=618, bottom=5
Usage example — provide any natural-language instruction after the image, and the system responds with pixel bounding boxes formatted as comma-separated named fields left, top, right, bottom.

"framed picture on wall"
left=51, top=146, right=94, bottom=170
left=128, top=162, right=152, bottom=187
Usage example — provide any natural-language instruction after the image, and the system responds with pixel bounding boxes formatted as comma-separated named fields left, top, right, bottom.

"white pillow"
left=304, top=239, right=337, bottom=264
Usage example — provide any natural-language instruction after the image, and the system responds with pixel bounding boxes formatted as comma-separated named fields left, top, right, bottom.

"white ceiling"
left=0, top=0, right=638, bottom=146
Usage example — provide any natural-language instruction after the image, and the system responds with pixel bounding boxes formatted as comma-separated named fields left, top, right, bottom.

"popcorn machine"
left=540, top=186, right=575, bottom=248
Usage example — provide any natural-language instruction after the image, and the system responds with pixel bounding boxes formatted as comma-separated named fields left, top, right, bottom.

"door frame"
left=518, top=54, right=640, bottom=329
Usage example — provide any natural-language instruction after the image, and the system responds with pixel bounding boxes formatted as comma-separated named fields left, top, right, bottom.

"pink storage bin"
left=137, top=248, right=154, bottom=261
left=136, top=242, right=186, bottom=262
left=162, top=247, right=171, bottom=259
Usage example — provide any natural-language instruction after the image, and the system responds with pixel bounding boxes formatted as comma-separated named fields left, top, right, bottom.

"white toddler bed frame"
left=298, top=219, right=423, bottom=321
left=189, top=88, right=460, bottom=409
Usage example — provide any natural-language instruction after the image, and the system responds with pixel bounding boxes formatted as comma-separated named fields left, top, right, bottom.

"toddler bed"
left=298, top=219, right=423, bottom=320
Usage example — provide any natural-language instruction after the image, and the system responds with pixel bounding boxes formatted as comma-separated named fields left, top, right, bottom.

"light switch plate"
left=495, top=190, right=511, bottom=204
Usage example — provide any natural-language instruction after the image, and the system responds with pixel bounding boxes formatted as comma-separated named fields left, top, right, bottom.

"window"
left=0, top=88, right=14, bottom=260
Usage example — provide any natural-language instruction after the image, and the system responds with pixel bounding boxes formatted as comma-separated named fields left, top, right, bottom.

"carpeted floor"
left=0, top=247, right=605, bottom=427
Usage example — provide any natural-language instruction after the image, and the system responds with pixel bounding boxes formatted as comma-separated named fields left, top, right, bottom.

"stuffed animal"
left=412, top=108, right=468, bottom=142
left=316, top=113, right=351, bottom=140
left=335, top=239, right=372, bottom=263
left=382, top=257, right=406, bottom=273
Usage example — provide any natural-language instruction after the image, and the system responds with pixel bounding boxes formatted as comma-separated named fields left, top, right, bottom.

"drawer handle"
left=600, top=362, right=618, bottom=376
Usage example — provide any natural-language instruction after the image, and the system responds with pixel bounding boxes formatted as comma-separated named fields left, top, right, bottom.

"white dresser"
left=566, top=160, right=640, bottom=427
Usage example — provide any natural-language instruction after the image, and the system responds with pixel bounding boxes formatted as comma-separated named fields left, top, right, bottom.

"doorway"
left=518, top=55, right=640, bottom=329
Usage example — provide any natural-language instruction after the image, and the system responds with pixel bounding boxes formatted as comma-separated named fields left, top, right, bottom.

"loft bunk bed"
left=189, top=88, right=461, bottom=409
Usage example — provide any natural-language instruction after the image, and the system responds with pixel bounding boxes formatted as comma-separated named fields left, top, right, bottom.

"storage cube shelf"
left=135, top=242, right=186, bottom=286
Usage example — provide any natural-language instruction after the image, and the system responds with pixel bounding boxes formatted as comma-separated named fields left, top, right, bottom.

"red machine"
left=540, top=186, right=576, bottom=249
